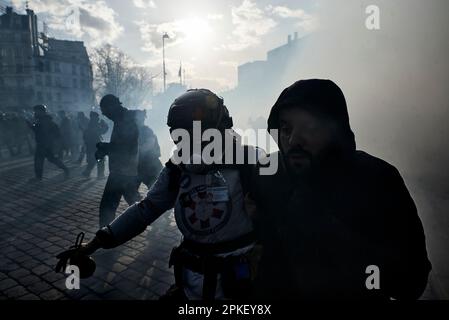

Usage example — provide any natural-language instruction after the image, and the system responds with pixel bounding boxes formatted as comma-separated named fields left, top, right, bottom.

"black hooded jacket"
left=251, top=80, right=431, bottom=300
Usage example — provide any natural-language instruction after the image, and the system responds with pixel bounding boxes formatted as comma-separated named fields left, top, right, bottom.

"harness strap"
left=182, top=231, right=255, bottom=256
left=168, top=233, right=255, bottom=300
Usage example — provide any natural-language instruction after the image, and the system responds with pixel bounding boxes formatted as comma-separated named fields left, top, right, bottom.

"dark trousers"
left=83, top=147, right=105, bottom=177
left=99, top=174, right=141, bottom=227
left=34, top=146, right=68, bottom=179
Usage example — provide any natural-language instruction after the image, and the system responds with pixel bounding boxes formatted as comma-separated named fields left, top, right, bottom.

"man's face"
left=278, top=107, right=335, bottom=176
left=100, top=104, right=117, bottom=121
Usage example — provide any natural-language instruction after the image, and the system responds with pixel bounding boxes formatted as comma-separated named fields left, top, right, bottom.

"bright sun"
left=179, top=17, right=213, bottom=48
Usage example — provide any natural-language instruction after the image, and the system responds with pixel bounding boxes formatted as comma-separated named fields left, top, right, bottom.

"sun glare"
left=179, top=17, right=213, bottom=48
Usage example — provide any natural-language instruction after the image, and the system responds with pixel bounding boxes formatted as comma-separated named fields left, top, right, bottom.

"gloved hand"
left=55, top=232, right=97, bottom=279
left=95, top=149, right=106, bottom=161
left=96, top=142, right=109, bottom=152
left=95, top=142, right=109, bottom=161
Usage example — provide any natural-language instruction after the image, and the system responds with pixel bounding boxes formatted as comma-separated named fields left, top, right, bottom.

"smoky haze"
left=223, top=0, right=449, bottom=188
left=220, top=1, right=449, bottom=297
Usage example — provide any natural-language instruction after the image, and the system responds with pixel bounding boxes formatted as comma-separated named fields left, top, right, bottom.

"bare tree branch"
left=91, top=44, right=153, bottom=108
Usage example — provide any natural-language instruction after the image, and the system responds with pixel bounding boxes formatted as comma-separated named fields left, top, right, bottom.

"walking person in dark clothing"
left=248, top=79, right=431, bottom=300
left=27, top=105, right=69, bottom=181
left=96, top=95, right=141, bottom=228
left=57, top=110, right=73, bottom=160
left=76, top=111, right=89, bottom=164
left=82, top=111, right=109, bottom=178
left=135, top=110, right=162, bottom=189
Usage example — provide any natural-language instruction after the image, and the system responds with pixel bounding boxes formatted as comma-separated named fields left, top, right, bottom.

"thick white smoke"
left=225, top=0, right=449, bottom=298
left=229, top=0, right=449, bottom=183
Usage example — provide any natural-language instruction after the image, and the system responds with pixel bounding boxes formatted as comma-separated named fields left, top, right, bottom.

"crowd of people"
left=0, top=111, right=35, bottom=159
left=53, top=83, right=431, bottom=301
left=1, top=81, right=434, bottom=301
left=0, top=105, right=162, bottom=185
left=0, top=109, right=94, bottom=162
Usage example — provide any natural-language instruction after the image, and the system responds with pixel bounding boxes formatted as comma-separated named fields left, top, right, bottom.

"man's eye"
left=303, top=123, right=319, bottom=133
left=280, top=126, right=292, bottom=135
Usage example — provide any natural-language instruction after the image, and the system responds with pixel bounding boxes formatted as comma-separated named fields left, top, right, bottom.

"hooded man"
left=249, top=79, right=431, bottom=300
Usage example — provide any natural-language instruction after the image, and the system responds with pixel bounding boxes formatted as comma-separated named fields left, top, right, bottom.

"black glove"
left=55, top=232, right=96, bottom=279
left=95, top=142, right=109, bottom=161
left=96, top=142, right=109, bottom=152
left=95, top=149, right=106, bottom=161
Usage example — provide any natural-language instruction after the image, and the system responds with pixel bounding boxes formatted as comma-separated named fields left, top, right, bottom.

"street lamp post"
left=162, top=32, right=169, bottom=92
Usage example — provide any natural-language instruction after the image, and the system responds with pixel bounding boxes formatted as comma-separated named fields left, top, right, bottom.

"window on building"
left=47, top=92, right=52, bottom=101
left=73, top=78, right=77, bottom=88
left=37, top=61, right=44, bottom=72
left=36, top=74, right=42, bottom=86
left=55, top=62, right=61, bottom=73
left=45, top=75, right=52, bottom=86
left=16, top=64, right=23, bottom=73
left=16, top=78, right=24, bottom=87
left=57, top=92, right=61, bottom=101
left=14, top=48, right=22, bottom=58
left=72, top=65, right=77, bottom=75
left=45, top=61, right=51, bottom=72
left=55, top=77, right=61, bottom=87
left=0, top=77, right=4, bottom=87
left=37, top=92, right=43, bottom=102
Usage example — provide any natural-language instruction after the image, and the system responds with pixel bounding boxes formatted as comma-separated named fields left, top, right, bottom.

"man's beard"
left=283, top=147, right=314, bottom=178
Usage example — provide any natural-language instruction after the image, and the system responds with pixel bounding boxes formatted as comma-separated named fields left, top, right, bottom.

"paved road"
left=0, top=155, right=446, bottom=300
left=0, top=156, right=181, bottom=300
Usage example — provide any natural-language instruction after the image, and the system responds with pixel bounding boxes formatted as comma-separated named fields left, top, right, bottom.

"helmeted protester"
left=27, top=105, right=69, bottom=181
left=57, top=110, right=73, bottom=160
left=75, top=111, right=89, bottom=164
left=56, top=89, right=262, bottom=300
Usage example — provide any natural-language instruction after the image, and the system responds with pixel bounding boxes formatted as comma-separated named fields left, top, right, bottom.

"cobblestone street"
left=0, top=155, right=446, bottom=300
left=0, top=155, right=181, bottom=300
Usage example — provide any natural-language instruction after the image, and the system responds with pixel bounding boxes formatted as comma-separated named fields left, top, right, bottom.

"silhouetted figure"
left=135, top=110, right=162, bottom=189
left=75, top=111, right=89, bottom=163
left=82, top=111, right=108, bottom=178
left=249, top=79, right=431, bottom=300
left=96, top=95, right=140, bottom=227
left=18, top=111, right=35, bottom=156
left=2, top=113, right=23, bottom=156
left=27, top=105, right=69, bottom=181
left=0, top=112, right=5, bottom=159
left=57, top=89, right=258, bottom=301
left=57, top=110, right=73, bottom=160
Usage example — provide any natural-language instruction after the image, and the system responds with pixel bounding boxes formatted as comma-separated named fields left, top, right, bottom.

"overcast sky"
left=7, top=0, right=319, bottom=93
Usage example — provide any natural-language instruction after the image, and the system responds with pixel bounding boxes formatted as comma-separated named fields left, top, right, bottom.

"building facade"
left=221, top=32, right=308, bottom=127
left=0, top=6, right=94, bottom=113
